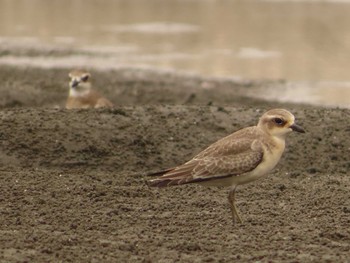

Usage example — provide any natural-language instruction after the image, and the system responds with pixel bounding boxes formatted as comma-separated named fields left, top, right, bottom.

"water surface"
left=0, top=0, right=350, bottom=107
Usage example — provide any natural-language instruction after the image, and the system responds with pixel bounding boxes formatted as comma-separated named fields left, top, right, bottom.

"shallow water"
left=0, top=0, right=350, bottom=107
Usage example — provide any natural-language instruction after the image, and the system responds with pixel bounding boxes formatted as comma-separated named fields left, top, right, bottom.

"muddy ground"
left=0, top=65, right=349, bottom=262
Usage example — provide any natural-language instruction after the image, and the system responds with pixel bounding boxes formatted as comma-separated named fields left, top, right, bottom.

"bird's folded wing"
left=96, top=97, right=114, bottom=107
left=148, top=138, right=264, bottom=187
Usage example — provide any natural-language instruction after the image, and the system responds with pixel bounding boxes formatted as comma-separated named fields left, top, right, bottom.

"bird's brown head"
left=257, top=109, right=305, bottom=137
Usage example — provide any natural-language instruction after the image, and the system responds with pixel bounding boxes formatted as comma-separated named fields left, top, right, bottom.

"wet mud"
left=0, top=66, right=349, bottom=262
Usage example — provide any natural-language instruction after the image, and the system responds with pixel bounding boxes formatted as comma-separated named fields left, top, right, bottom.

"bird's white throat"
left=69, top=87, right=91, bottom=98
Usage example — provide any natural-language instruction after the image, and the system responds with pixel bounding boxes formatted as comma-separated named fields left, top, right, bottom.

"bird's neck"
left=259, top=128, right=286, bottom=154
left=69, top=87, right=91, bottom=97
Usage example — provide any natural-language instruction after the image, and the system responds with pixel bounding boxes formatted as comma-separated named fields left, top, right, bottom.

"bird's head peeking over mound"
left=68, top=69, right=92, bottom=97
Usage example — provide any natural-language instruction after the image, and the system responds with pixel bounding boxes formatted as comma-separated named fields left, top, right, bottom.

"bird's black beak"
left=71, top=80, right=79, bottom=88
left=290, top=123, right=305, bottom=133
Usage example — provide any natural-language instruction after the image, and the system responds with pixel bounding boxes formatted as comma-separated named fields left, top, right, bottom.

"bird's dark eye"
left=81, top=75, right=89, bottom=82
left=274, top=118, right=284, bottom=125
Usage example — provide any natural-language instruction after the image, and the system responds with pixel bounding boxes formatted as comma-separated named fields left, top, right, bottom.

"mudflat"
left=0, top=66, right=349, bottom=262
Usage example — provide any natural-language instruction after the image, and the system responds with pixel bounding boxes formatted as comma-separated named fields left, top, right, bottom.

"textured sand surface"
left=0, top=66, right=349, bottom=262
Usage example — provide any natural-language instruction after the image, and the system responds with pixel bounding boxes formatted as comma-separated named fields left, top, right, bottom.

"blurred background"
left=0, top=0, right=350, bottom=107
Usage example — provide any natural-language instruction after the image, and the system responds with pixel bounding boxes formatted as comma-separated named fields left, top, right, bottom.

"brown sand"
left=0, top=66, right=349, bottom=262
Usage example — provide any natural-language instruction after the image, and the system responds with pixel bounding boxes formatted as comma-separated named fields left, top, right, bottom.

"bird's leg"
left=228, top=186, right=242, bottom=224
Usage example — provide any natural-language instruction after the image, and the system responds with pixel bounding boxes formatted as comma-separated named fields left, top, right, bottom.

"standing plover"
left=148, top=109, right=305, bottom=223
left=66, top=69, right=114, bottom=109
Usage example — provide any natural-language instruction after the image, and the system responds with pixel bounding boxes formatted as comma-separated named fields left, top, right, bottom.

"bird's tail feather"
left=145, top=168, right=174, bottom=177
left=148, top=178, right=179, bottom=187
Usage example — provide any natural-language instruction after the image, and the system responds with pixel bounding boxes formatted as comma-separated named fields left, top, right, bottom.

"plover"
left=148, top=109, right=305, bottom=223
left=66, top=69, right=114, bottom=109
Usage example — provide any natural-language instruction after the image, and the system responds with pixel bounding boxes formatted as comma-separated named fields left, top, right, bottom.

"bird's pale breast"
left=198, top=135, right=285, bottom=187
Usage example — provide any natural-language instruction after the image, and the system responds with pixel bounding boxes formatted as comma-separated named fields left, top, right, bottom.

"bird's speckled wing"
left=96, top=97, right=114, bottom=108
left=148, top=127, right=264, bottom=187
